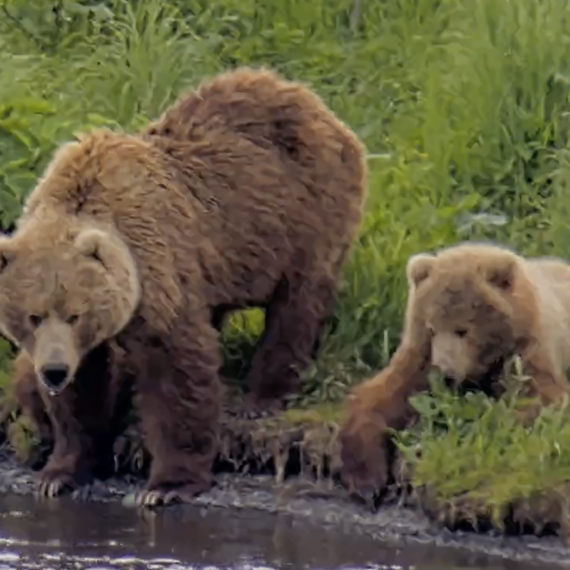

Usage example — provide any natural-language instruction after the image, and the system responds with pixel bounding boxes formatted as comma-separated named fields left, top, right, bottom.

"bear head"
left=406, top=243, right=525, bottom=388
left=0, top=227, right=141, bottom=395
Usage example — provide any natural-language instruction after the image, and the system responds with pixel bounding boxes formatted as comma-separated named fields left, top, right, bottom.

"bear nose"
left=40, top=364, right=70, bottom=393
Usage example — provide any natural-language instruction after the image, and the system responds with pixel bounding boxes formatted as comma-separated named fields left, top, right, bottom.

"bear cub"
left=339, top=242, right=570, bottom=500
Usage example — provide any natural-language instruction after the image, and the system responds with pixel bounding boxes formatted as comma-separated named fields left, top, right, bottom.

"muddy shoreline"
left=0, top=451, right=567, bottom=568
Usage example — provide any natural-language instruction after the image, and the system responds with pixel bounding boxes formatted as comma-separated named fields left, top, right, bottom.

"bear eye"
left=455, top=328, right=468, bottom=338
left=66, top=315, right=79, bottom=325
left=29, top=315, right=43, bottom=328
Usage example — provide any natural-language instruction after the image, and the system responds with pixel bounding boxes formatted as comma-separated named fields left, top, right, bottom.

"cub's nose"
left=40, top=364, right=70, bottom=393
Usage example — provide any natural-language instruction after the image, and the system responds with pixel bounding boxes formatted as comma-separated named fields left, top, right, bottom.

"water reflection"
left=0, top=495, right=552, bottom=570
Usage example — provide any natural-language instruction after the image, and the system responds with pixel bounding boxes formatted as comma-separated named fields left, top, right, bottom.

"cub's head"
left=0, top=228, right=141, bottom=395
left=406, top=243, right=524, bottom=388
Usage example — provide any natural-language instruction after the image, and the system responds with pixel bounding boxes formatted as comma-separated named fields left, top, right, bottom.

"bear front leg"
left=35, top=385, right=98, bottom=498
left=243, top=273, right=335, bottom=417
left=339, top=336, right=431, bottom=504
left=12, top=351, right=52, bottom=445
left=33, top=344, right=123, bottom=498
left=131, top=308, right=222, bottom=507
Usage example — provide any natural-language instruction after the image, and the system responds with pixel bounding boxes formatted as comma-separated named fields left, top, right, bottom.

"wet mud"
left=0, top=451, right=568, bottom=569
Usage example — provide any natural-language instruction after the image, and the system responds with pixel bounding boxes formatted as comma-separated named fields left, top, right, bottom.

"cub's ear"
left=486, top=258, right=517, bottom=291
left=406, top=253, right=435, bottom=287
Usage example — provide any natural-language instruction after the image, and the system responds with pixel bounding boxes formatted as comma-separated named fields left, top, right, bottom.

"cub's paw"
left=134, top=480, right=212, bottom=509
left=35, top=467, right=93, bottom=499
left=338, top=417, right=390, bottom=509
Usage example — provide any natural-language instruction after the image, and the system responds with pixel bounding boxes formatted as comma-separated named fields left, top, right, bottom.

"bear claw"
left=71, top=484, right=93, bottom=502
left=134, top=482, right=209, bottom=508
left=34, top=468, right=93, bottom=499
left=230, top=394, right=283, bottom=420
left=233, top=407, right=273, bottom=421
left=35, top=474, right=78, bottom=498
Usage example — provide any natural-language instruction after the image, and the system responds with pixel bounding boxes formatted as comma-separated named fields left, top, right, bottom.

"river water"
left=0, top=494, right=555, bottom=570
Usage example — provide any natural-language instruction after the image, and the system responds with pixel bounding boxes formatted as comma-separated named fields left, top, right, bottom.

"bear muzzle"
left=32, top=320, right=80, bottom=396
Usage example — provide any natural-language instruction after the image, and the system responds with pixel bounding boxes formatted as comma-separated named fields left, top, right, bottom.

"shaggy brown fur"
left=339, top=242, right=570, bottom=500
left=1, top=67, right=367, bottom=506
left=143, top=67, right=367, bottom=406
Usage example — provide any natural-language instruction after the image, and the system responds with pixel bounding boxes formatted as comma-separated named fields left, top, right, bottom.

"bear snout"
left=432, top=358, right=466, bottom=384
left=432, top=354, right=455, bottom=379
left=39, top=363, right=70, bottom=395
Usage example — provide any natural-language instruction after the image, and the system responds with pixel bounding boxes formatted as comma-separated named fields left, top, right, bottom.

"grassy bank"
left=3, top=0, right=570, bottom=537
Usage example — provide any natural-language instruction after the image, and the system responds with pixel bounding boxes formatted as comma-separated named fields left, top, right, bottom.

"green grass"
left=3, top=0, right=570, bottom=534
left=393, top=365, right=570, bottom=533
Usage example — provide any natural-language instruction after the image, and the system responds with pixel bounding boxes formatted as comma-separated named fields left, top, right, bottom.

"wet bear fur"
left=0, top=66, right=368, bottom=505
left=338, top=242, right=570, bottom=501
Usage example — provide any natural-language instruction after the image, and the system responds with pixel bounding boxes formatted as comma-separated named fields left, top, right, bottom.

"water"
left=0, top=495, right=553, bottom=570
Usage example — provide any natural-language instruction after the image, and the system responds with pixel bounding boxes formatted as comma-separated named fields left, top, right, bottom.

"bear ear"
left=74, top=227, right=141, bottom=319
left=406, top=253, right=435, bottom=287
left=486, top=259, right=516, bottom=291
left=74, top=228, right=111, bottom=266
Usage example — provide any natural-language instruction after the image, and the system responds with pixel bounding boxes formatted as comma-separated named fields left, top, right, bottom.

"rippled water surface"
left=0, top=495, right=554, bottom=570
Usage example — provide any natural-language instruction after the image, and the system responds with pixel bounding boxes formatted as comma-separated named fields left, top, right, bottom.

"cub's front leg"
left=339, top=340, right=431, bottom=502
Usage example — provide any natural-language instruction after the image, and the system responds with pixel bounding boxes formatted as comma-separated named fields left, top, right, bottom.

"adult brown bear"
left=0, top=67, right=368, bottom=506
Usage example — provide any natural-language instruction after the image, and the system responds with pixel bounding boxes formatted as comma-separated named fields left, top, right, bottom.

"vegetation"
left=3, top=0, right=570, bottom=537
left=395, top=367, right=570, bottom=536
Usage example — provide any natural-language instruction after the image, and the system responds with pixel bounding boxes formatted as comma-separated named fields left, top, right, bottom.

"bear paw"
left=134, top=480, right=212, bottom=508
left=340, top=449, right=389, bottom=509
left=35, top=467, right=93, bottom=499
left=339, top=424, right=391, bottom=509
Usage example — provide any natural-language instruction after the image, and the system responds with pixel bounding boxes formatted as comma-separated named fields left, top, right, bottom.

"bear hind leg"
left=243, top=270, right=337, bottom=416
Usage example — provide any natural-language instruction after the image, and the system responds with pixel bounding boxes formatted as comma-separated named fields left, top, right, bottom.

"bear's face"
left=407, top=246, right=520, bottom=385
left=0, top=228, right=140, bottom=395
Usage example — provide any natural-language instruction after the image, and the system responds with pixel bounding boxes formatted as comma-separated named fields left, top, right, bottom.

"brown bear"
left=338, top=242, right=570, bottom=500
left=0, top=66, right=368, bottom=506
